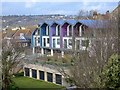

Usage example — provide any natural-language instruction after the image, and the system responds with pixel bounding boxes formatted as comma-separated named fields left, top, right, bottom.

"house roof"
left=40, top=20, right=54, bottom=26
left=66, top=19, right=78, bottom=25
left=5, top=29, right=18, bottom=38
left=55, top=20, right=65, bottom=25
left=12, top=29, right=32, bottom=37
left=79, top=20, right=108, bottom=28
left=38, top=19, right=108, bottom=28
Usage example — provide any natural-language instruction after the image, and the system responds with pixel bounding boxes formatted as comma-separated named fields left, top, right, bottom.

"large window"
left=32, top=69, right=37, bottom=78
left=47, top=72, right=53, bottom=82
left=25, top=68, right=29, bottom=76
left=39, top=71, right=44, bottom=80
left=56, top=74, right=62, bottom=85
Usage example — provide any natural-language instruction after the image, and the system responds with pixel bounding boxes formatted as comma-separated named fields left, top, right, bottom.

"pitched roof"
left=66, top=19, right=78, bottom=25
left=79, top=20, right=108, bottom=28
left=55, top=20, right=65, bottom=25
left=5, top=29, right=18, bottom=38
left=38, top=19, right=108, bottom=28
left=12, top=29, right=32, bottom=38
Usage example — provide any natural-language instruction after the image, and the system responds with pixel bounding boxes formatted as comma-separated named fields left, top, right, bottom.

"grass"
left=12, top=76, right=64, bottom=89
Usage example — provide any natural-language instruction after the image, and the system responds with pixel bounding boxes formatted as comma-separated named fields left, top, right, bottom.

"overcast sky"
left=1, top=1, right=119, bottom=16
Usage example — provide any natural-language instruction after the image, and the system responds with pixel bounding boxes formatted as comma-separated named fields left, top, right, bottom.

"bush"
left=102, top=54, right=120, bottom=88
left=14, top=72, right=24, bottom=77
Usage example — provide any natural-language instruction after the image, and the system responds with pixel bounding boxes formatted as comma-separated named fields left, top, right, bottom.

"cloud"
left=25, top=0, right=37, bottom=8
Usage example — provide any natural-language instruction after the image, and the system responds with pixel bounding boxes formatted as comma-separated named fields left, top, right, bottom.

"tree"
left=57, top=9, right=119, bottom=88
left=101, top=54, right=120, bottom=88
left=2, top=39, right=24, bottom=89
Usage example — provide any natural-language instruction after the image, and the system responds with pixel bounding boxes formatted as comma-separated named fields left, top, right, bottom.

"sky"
left=1, top=1, right=119, bottom=16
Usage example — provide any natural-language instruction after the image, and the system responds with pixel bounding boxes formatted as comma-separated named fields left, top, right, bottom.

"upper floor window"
left=46, top=26, right=49, bottom=36
left=38, top=29, right=40, bottom=35
left=56, top=25, right=60, bottom=36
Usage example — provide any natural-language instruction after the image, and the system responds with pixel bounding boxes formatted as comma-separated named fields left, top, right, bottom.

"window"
left=68, top=39, right=72, bottom=45
left=25, top=68, right=29, bottom=76
left=56, top=25, right=60, bottom=36
left=43, top=38, right=46, bottom=47
left=76, top=40, right=80, bottom=49
left=47, top=72, right=53, bottom=82
left=56, top=74, right=62, bottom=85
left=38, top=29, right=40, bottom=35
left=39, top=71, right=44, bottom=80
left=38, top=37, right=40, bottom=43
left=57, top=39, right=60, bottom=45
left=53, top=39, right=56, bottom=48
left=82, top=27, right=85, bottom=35
left=58, top=26, right=60, bottom=36
left=67, top=26, right=69, bottom=36
left=64, top=39, right=67, bottom=48
left=35, top=37, right=37, bottom=46
left=32, top=69, right=37, bottom=78
left=81, top=40, right=89, bottom=47
left=69, top=25, right=72, bottom=36
left=47, top=38, right=49, bottom=43
left=46, top=26, right=49, bottom=36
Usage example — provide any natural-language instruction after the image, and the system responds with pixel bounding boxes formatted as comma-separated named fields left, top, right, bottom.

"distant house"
left=12, top=29, right=32, bottom=47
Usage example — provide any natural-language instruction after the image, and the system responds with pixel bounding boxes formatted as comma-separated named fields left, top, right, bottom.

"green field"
left=12, top=76, right=64, bottom=89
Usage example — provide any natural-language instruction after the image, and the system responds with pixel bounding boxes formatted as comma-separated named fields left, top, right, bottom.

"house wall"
left=24, top=64, right=70, bottom=87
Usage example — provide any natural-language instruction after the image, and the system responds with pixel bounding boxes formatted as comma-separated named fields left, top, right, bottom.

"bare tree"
left=57, top=12, right=118, bottom=88
left=2, top=39, right=25, bottom=89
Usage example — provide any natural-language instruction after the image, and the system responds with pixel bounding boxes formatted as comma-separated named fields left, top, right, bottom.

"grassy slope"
left=12, top=76, right=64, bottom=89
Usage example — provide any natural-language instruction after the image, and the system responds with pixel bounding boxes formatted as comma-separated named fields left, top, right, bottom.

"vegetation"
left=58, top=10, right=119, bottom=88
left=11, top=76, right=64, bottom=89
left=101, top=54, right=120, bottom=88
left=2, top=40, right=24, bottom=89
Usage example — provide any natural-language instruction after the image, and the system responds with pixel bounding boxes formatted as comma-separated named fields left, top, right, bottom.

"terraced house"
left=31, top=19, right=104, bottom=57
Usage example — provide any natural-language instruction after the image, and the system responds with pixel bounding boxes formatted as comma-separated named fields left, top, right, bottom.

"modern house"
left=31, top=19, right=105, bottom=57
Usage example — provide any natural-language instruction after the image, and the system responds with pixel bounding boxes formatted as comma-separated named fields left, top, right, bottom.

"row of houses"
left=31, top=19, right=107, bottom=57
